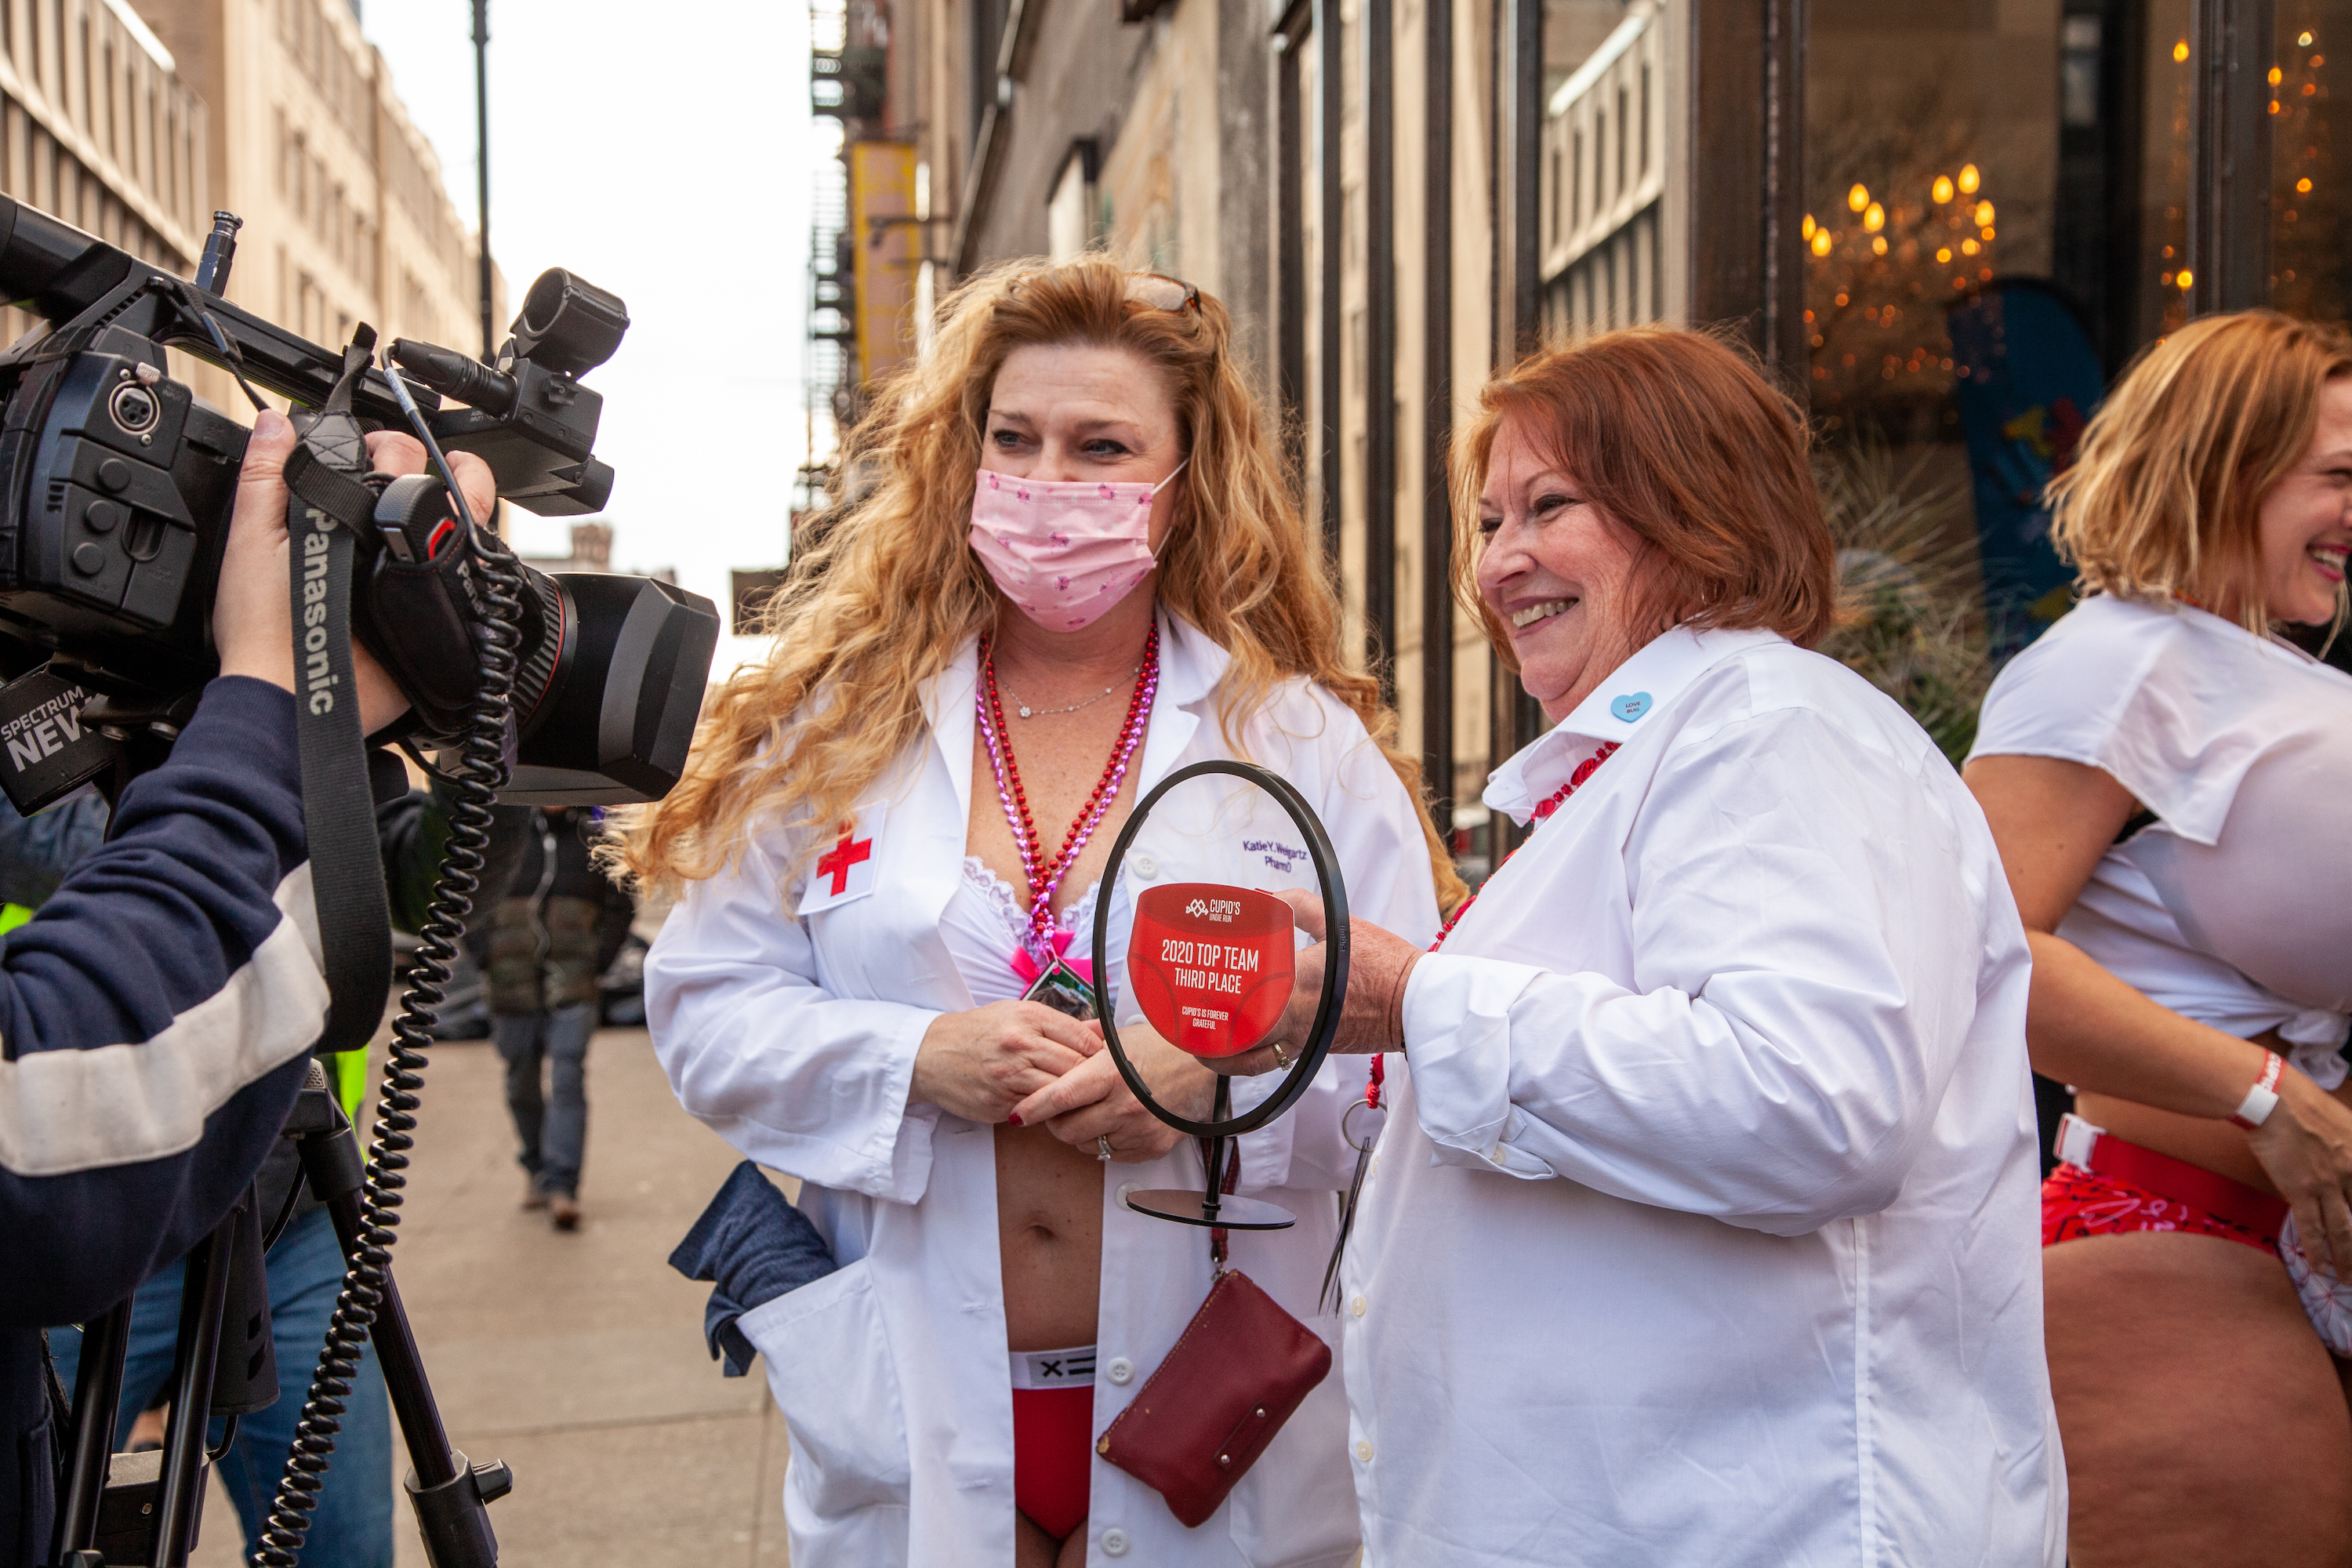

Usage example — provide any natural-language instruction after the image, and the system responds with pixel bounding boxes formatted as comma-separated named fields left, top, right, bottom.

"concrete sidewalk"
left=191, top=1027, right=788, bottom=1566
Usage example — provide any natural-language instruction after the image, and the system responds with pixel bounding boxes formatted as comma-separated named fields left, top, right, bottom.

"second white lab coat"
left=648, top=611, right=1441, bottom=1567
left=1341, top=625, right=2064, bottom=1566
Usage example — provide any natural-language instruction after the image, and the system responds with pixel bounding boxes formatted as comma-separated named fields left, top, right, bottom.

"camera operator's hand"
left=214, top=412, right=495, bottom=733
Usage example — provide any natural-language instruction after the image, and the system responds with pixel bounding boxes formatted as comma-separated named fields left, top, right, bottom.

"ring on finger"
left=1271, top=1040, right=1290, bottom=1069
left=1097, top=1134, right=1115, bottom=1161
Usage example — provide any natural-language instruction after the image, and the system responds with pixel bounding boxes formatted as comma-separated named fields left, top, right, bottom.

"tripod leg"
left=319, top=1190, right=455, bottom=1486
left=49, top=1300, right=130, bottom=1561
left=294, top=1120, right=506, bottom=1566
left=148, top=1212, right=237, bottom=1568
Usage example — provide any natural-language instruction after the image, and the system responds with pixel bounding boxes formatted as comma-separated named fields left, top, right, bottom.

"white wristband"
left=2230, top=1050, right=2285, bottom=1131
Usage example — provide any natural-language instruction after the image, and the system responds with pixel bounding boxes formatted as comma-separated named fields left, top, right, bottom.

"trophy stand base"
left=1120, top=1189, right=1297, bottom=1230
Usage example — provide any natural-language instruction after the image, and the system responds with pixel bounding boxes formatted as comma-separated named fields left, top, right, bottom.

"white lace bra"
left=938, top=856, right=1130, bottom=1006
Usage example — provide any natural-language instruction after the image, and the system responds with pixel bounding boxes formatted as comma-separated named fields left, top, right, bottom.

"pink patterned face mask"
left=967, top=459, right=1189, bottom=633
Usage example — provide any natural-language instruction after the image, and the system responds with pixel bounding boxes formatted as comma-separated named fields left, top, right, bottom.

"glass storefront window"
left=2274, top=2, right=2352, bottom=323
left=1806, top=1, right=2188, bottom=651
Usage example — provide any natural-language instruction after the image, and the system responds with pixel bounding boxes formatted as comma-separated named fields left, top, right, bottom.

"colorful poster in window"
left=1946, top=279, right=2105, bottom=653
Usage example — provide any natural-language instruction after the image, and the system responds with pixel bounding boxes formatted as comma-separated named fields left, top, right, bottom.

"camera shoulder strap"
left=281, top=334, right=392, bottom=1057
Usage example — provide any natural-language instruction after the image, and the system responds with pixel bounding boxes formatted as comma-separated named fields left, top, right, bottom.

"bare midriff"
left=966, top=706, right=1139, bottom=1356
left=2077, top=1028, right=2352, bottom=1197
left=996, top=1123, right=1105, bottom=1351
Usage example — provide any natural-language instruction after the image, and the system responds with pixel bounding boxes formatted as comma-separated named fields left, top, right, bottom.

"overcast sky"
left=362, top=2, right=815, bottom=678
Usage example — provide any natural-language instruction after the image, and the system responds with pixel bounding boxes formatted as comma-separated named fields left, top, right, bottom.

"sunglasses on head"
left=1124, top=272, right=1201, bottom=315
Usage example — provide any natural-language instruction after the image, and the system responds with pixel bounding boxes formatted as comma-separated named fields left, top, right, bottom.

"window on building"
left=1592, top=110, right=1605, bottom=216
left=2272, top=2, right=2352, bottom=326
left=1542, top=5, right=1663, bottom=339
left=1640, top=62, right=1650, bottom=175
left=1806, top=0, right=2190, bottom=650
left=1616, top=84, right=1628, bottom=195
left=1047, top=143, right=1096, bottom=263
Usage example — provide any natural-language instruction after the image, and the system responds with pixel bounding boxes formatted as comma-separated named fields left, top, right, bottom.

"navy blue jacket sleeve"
left=0, top=677, right=323, bottom=1328
left=0, top=789, right=108, bottom=909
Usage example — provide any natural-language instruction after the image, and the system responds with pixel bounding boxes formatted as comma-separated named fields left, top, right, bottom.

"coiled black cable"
left=249, top=519, right=524, bottom=1568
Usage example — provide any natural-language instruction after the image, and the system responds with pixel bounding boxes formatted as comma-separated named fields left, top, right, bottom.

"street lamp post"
left=473, top=0, right=493, bottom=362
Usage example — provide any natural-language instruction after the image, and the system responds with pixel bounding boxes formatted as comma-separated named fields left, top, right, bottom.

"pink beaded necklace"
left=976, top=624, right=1160, bottom=964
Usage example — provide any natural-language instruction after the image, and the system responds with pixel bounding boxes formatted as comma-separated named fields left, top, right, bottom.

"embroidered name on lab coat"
left=798, top=804, right=887, bottom=916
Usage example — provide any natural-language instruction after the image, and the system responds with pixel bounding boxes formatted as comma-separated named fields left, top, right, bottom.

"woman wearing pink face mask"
left=622, top=257, right=1457, bottom=1568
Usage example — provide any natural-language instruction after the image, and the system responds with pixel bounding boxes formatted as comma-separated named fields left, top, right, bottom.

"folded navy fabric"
left=668, top=1160, right=838, bottom=1376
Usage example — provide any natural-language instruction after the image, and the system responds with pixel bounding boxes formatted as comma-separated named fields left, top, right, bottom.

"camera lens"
left=108, top=383, right=158, bottom=435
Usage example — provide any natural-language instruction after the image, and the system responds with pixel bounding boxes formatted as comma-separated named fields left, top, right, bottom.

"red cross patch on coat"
left=797, top=804, right=886, bottom=915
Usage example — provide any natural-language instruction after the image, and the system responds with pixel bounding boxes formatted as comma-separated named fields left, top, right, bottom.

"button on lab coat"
left=648, top=612, right=1441, bottom=1567
left=1342, top=626, right=2065, bottom=1567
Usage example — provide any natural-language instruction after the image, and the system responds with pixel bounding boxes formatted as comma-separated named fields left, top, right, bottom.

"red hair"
left=1453, top=327, right=1838, bottom=661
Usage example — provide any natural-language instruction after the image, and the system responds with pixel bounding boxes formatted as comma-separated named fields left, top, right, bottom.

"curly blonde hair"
left=2046, top=309, right=2352, bottom=637
left=613, top=255, right=1464, bottom=911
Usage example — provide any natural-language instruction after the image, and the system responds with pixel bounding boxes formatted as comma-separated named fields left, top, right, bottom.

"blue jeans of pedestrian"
left=494, top=1001, right=595, bottom=1198
left=50, top=1206, right=394, bottom=1568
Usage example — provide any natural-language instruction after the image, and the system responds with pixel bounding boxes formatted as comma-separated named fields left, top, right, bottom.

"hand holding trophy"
left=1091, top=759, right=1352, bottom=1231
left=1085, top=757, right=1352, bottom=1530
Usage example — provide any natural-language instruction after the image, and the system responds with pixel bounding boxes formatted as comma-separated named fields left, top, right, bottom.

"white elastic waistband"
left=1010, top=1345, right=1096, bottom=1390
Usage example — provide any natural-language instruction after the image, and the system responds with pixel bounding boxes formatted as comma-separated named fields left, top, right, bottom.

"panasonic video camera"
left=0, top=199, right=717, bottom=810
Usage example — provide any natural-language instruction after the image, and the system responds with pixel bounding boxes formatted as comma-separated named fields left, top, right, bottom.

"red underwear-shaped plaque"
left=1127, top=884, right=1297, bottom=1058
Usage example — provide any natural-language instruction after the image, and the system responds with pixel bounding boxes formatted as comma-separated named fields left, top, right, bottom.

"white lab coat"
left=1341, top=626, right=2065, bottom=1567
left=647, top=611, right=1441, bottom=1567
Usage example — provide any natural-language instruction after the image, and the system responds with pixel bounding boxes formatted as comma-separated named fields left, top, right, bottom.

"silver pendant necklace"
left=998, top=664, right=1140, bottom=719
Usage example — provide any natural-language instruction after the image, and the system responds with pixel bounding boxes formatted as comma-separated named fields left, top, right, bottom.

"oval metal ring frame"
left=1091, top=758, right=1350, bottom=1139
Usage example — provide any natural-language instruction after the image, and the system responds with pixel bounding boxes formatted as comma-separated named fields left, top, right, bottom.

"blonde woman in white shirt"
left=1964, top=310, right=2352, bottom=1568
left=1225, top=327, right=2063, bottom=1566
left=621, top=258, right=1453, bottom=1568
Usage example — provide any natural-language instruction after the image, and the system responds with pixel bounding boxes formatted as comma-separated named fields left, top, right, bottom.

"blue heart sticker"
left=1609, top=691, right=1652, bottom=723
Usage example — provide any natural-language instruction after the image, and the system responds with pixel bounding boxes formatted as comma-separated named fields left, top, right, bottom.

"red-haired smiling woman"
left=1229, top=328, right=2064, bottom=1566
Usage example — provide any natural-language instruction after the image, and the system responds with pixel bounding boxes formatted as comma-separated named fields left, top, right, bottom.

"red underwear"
left=2042, top=1115, right=2288, bottom=1256
left=1011, top=1346, right=1095, bottom=1541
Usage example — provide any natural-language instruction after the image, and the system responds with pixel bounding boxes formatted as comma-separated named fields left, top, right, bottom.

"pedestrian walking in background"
left=489, top=804, right=632, bottom=1231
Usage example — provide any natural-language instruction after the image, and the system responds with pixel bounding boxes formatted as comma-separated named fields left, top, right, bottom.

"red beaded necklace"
left=976, top=625, right=1160, bottom=959
left=1425, top=739, right=1620, bottom=953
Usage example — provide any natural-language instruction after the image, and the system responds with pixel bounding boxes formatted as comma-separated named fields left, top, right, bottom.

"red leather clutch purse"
left=1094, top=1266, right=1334, bottom=1528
